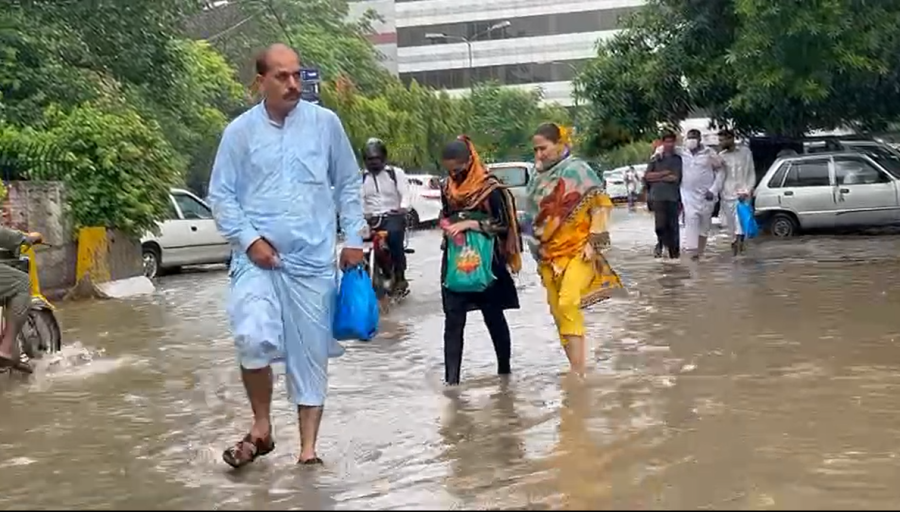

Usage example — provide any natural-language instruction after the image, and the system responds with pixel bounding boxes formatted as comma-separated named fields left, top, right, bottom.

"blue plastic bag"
left=737, top=199, right=759, bottom=239
left=333, top=265, right=380, bottom=341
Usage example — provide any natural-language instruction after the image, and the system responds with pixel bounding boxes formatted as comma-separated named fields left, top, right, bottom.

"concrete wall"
left=2, top=181, right=144, bottom=298
left=2, top=181, right=77, bottom=294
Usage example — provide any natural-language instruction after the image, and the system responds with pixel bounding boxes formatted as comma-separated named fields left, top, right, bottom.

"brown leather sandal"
left=222, top=431, right=275, bottom=469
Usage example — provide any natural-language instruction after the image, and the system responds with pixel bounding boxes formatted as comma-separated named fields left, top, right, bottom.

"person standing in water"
left=624, top=165, right=639, bottom=211
left=644, top=131, right=683, bottom=259
left=680, top=129, right=724, bottom=260
left=208, top=44, right=366, bottom=468
left=717, top=129, right=756, bottom=256
left=524, top=123, right=624, bottom=376
left=439, top=136, right=523, bottom=386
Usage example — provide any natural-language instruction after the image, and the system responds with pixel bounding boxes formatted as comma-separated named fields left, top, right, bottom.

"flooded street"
left=5, top=209, right=900, bottom=509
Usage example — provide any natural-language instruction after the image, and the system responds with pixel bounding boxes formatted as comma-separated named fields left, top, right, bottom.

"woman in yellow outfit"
left=524, top=123, right=624, bottom=375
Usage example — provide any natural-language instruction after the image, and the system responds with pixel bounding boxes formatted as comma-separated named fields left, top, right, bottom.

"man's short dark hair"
left=255, top=50, right=269, bottom=76
left=718, top=128, right=735, bottom=138
left=660, top=131, right=677, bottom=141
left=687, top=128, right=702, bottom=138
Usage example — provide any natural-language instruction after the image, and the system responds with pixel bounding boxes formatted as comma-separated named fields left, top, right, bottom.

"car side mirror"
left=498, top=168, right=528, bottom=187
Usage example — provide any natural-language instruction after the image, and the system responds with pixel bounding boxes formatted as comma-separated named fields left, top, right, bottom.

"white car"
left=485, top=161, right=533, bottom=222
left=405, top=173, right=442, bottom=227
left=604, top=165, right=646, bottom=201
left=141, top=188, right=230, bottom=278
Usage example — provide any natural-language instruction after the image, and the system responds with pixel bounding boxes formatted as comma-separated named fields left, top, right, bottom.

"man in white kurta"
left=717, top=129, right=756, bottom=255
left=680, top=129, right=724, bottom=260
left=209, top=44, right=366, bottom=469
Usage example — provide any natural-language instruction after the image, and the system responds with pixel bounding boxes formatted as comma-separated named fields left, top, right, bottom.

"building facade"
left=394, top=0, right=644, bottom=106
left=349, top=0, right=400, bottom=76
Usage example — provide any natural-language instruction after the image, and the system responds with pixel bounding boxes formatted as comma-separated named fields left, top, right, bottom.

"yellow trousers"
left=539, top=256, right=596, bottom=346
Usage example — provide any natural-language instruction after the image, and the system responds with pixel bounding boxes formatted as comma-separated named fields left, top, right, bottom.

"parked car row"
left=141, top=137, right=900, bottom=279
left=142, top=172, right=448, bottom=279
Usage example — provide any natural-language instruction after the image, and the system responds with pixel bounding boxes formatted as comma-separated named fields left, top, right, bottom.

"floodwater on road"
left=4, top=209, right=900, bottom=510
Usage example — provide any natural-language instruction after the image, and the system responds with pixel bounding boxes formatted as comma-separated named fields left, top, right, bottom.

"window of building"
left=401, top=59, right=588, bottom=89
left=396, top=7, right=639, bottom=47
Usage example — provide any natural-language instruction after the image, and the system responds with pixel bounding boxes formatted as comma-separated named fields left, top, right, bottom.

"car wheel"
left=142, top=245, right=161, bottom=279
left=770, top=212, right=798, bottom=238
left=407, top=209, right=420, bottom=230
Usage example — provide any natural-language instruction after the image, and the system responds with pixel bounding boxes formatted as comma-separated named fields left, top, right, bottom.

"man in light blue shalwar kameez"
left=208, top=44, right=366, bottom=468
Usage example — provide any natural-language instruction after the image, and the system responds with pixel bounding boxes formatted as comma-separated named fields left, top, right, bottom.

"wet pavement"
left=4, top=209, right=900, bottom=509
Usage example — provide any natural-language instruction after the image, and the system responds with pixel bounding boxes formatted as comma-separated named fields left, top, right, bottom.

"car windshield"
left=846, top=144, right=900, bottom=178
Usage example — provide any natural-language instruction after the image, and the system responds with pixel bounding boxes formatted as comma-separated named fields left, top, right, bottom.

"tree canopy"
left=0, top=0, right=243, bottom=235
left=1, top=0, right=571, bottom=236
left=576, top=0, right=900, bottom=153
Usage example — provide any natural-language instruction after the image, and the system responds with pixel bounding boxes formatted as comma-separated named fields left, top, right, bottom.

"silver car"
left=754, top=151, right=900, bottom=237
left=486, top=161, right=533, bottom=220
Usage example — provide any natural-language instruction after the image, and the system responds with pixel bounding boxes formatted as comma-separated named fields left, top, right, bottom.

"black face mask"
left=364, top=156, right=385, bottom=173
left=449, top=163, right=469, bottom=183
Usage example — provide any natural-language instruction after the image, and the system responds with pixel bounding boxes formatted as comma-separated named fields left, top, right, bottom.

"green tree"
left=599, top=141, right=654, bottom=169
left=148, top=39, right=247, bottom=194
left=199, top=0, right=392, bottom=94
left=321, top=76, right=447, bottom=172
left=464, top=83, right=544, bottom=162
left=575, top=7, right=692, bottom=154
left=0, top=10, right=104, bottom=125
left=538, top=102, right=574, bottom=129
left=3, top=103, right=183, bottom=236
left=0, top=0, right=246, bottom=230
left=577, top=0, right=900, bottom=147
left=195, top=0, right=560, bottom=169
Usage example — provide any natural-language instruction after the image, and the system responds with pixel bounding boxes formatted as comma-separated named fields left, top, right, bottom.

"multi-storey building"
left=382, top=0, right=644, bottom=106
left=348, top=0, right=400, bottom=75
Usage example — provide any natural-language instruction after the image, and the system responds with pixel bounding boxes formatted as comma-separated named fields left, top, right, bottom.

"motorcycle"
left=362, top=211, right=415, bottom=304
left=0, top=232, right=62, bottom=368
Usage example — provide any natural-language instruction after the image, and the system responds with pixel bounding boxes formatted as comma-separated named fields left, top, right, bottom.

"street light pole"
left=425, top=20, right=511, bottom=91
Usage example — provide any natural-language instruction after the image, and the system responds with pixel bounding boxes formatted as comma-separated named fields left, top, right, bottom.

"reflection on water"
left=4, top=212, right=900, bottom=509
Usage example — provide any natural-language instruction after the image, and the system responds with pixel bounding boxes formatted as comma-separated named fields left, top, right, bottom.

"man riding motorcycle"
left=361, top=138, right=409, bottom=295
left=0, top=227, right=41, bottom=374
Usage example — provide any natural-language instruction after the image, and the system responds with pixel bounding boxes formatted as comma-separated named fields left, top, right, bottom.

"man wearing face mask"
left=361, top=138, right=410, bottom=294
left=680, top=129, right=725, bottom=260
left=717, top=129, right=756, bottom=256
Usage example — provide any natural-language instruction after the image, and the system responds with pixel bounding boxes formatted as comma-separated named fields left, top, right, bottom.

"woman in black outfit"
left=439, top=137, right=523, bottom=385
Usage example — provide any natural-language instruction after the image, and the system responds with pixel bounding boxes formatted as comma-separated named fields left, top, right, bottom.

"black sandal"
left=222, top=431, right=275, bottom=469
left=0, top=356, right=33, bottom=374
left=298, top=457, right=323, bottom=466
